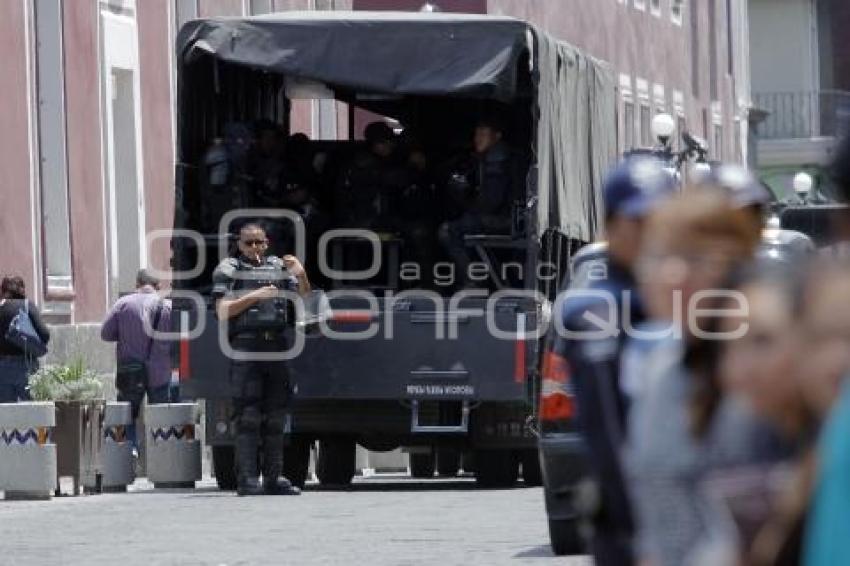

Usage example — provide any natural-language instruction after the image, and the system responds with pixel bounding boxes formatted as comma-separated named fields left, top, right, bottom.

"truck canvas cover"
left=176, top=11, right=616, bottom=243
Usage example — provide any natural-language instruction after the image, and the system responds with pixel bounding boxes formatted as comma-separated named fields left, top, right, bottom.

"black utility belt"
left=232, top=331, right=286, bottom=341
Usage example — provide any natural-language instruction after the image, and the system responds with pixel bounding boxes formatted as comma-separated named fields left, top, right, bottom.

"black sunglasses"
left=241, top=239, right=268, bottom=247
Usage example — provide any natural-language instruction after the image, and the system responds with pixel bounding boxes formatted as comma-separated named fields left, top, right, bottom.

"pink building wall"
left=489, top=0, right=738, bottom=158
left=0, top=1, right=37, bottom=297
left=62, top=0, right=107, bottom=321
left=0, top=0, right=746, bottom=329
left=137, top=0, right=176, bottom=282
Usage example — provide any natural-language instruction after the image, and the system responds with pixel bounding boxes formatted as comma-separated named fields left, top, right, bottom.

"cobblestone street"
left=0, top=475, right=590, bottom=566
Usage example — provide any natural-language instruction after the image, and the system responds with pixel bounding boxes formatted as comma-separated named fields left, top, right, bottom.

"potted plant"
left=28, top=358, right=104, bottom=402
left=28, top=358, right=107, bottom=495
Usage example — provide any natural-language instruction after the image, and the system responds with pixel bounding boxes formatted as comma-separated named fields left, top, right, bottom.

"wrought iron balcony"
left=753, top=90, right=850, bottom=140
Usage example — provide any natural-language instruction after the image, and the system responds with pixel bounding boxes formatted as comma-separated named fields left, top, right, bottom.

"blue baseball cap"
left=603, top=156, right=677, bottom=218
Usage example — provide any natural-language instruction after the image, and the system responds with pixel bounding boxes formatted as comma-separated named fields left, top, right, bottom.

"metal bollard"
left=145, top=403, right=202, bottom=489
left=0, top=402, right=57, bottom=500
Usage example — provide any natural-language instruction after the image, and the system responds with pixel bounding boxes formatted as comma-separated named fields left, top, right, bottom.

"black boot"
left=262, top=434, right=301, bottom=496
left=236, top=433, right=264, bottom=497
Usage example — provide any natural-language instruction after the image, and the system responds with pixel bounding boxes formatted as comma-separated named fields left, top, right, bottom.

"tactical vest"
left=230, top=256, right=294, bottom=335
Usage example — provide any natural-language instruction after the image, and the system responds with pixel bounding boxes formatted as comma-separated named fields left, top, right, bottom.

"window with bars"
left=250, top=0, right=273, bottom=14
left=640, top=104, right=652, bottom=147
left=624, top=101, right=636, bottom=151
left=651, top=0, right=661, bottom=16
left=726, top=0, right=734, bottom=76
left=690, top=1, right=700, bottom=96
left=709, top=0, right=718, bottom=101
left=672, top=0, right=684, bottom=24
left=175, top=0, right=199, bottom=29
left=714, top=124, right=723, bottom=160
left=34, top=0, right=74, bottom=289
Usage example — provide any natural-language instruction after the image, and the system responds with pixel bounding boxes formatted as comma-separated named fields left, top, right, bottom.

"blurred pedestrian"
left=804, top=381, right=850, bottom=566
left=0, top=275, right=50, bottom=402
left=553, top=156, right=675, bottom=566
left=624, top=187, right=764, bottom=566
left=803, top=135, right=850, bottom=565
left=692, top=163, right=772, bottom=243
left=713, top=263, right=809, bottom=445
left=686, top=262, right=809, bottom=566
left=101, top=269, right=172, bottom=449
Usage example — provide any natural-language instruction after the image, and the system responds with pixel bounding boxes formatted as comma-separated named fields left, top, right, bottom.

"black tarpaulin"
left=175, top=11, right=618, bottom=242
left=176, top=11, right=531, bottom=101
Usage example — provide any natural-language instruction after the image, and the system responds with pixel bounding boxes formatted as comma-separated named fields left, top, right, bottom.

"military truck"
left=171, top=11, right=617, bottom=490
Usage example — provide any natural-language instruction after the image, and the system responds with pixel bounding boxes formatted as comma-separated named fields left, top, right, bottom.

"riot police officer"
left=212, top=223, right=312, bottom=496
left=438, top=117, right=519, bottom=287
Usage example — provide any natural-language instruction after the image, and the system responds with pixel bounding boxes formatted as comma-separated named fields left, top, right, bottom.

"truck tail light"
left=539, top=351, right=575, bottom=421
left=178, top=310, right=190, bottom=381
left=330, top=310, right=374, bottom=324
left=179, top=337, right=190, bottom=381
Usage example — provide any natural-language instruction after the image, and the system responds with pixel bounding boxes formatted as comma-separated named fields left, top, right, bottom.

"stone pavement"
left=0, top=475, right=592, bottom=566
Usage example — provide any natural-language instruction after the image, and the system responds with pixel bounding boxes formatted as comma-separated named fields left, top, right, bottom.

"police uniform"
left=212, top=254, right=300, bottom=496
left=438, top=140, right=517, bottom=283
left=553, top=258, right=640, bottom=565
left=551, top=156, right=676, bottom=565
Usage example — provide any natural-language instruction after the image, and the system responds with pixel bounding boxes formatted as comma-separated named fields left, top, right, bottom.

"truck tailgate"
left=178, top=293, right=538, bottom=403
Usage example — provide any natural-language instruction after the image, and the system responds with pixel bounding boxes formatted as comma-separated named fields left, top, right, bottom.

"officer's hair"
left=228, top=223, right=268, bottom=257
left=239, top=223, right=266, bottom=237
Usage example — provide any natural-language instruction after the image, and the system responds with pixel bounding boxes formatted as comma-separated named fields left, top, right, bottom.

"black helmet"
left=364, top=121, right=395, bottom=145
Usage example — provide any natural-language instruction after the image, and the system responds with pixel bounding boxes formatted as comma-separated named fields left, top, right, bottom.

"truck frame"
left=170, top=11, right=616, bottom=489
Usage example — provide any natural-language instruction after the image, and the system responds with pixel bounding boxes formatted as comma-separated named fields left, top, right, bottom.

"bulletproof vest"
left=230, top=257, right=293, bottom=335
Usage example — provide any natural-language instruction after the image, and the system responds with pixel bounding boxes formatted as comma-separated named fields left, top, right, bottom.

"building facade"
left=0, top=0, right=750, bottom=363
left=749, top=0, right=850, bottom=199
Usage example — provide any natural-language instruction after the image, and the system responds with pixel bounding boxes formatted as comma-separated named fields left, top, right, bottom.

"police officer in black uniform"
left=553, top=157, right=674, bottom=564
left=213, top=223, right=311, bottom=496
left=438, top=117, right=519, bottom=286
left=334, top=121, right=406, bottom=229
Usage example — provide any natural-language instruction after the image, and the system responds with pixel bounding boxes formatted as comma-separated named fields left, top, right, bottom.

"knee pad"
left=237, top=406, right=262, bottom=434
left=263, top=410, right=288, bottom=436
left=437, top=223, right=451, bottom=245
left=410, top=225, right=430, bottom=242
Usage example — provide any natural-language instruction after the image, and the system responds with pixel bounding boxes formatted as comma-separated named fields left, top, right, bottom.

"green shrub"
left=28, top=358, right=104, bottom=401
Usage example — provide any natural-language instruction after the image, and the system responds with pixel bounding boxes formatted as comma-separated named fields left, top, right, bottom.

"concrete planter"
left=0, top=402, right=57, bottom=500
left=85, top=401, right=134, bottom=492
left=54, top=400, right=106, bottom=495
left=145, top=403, right=202, bottom=489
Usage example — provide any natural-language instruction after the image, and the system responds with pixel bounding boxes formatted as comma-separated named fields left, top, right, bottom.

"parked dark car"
left=537, top=241, right=607, bottom=556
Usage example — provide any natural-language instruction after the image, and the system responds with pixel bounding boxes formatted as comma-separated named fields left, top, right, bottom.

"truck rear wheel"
left=436, top=448, right=461, bottom=477
left=409, top=452, right=436, bottom=479
left=519, top=449, right=543, bottom=487
left=548, top=518, right=583, bottom=556
left=212, top=445, right=237, bottom=491
left=474, top=450, right=518, bottom=488
left=283, top=436, right=312, bottom=489
left=316, top=438, right=356, bottom=486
